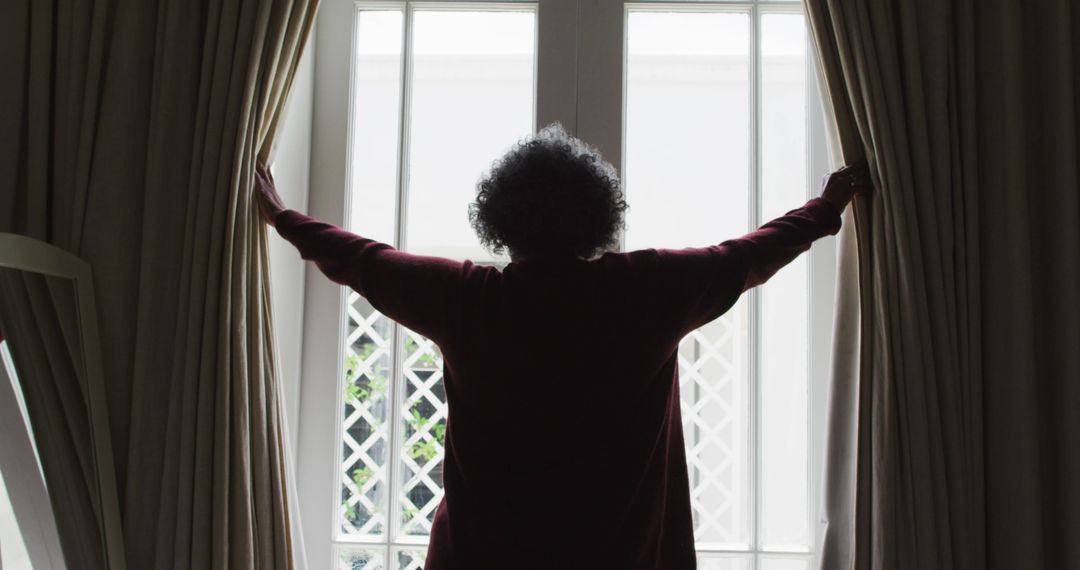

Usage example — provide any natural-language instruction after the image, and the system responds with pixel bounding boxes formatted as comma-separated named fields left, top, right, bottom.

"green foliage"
left=344, top=348, right=389, bottom=405
left=352, top=466, right=374, bottom=489
left=405, top=401, right=445, bottom=462
left=342, top=332, right=448, bottom=527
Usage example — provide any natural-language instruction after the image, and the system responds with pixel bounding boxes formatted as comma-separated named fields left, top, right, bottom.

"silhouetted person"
left=255, top=123, right=868, bottom=570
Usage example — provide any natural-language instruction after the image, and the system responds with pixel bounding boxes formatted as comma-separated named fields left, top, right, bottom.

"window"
left=624, top=6, right=819, bottom=566
left=335, top=5, right=537, bottom=567
left=299, top=1, right=834, bottom=569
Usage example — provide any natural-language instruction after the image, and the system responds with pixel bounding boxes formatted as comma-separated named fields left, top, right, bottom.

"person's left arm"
left=254, top=165, right=463, bottom=341
left=272, top=210, right=464, bottom=340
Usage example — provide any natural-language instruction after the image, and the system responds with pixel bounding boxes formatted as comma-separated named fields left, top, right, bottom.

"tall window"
left=303, top=1, right=832, bottom=569
left=624, top=6, right=818, bottom=568
left=335, top=5, right=536, bottom=568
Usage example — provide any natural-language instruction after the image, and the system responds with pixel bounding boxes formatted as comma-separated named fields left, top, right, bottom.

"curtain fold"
left=1, top=0, right=318, bottom=567
left=807, top=0, right=1080, bottom=568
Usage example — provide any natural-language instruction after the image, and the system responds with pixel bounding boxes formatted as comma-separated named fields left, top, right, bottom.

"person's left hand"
left=254, top=163, right=287, bottom=224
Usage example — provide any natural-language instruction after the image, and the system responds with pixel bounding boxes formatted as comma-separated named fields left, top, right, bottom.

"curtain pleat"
left=976, top=1, right=1080, bottom=566
left=808, top=0, right=1080, bottom=568
left=1, top=0, right=319, bottom=567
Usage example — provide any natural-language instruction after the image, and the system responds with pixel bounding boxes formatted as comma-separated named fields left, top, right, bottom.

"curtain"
left=807, top=0, right=1080, bottom=568
left=0, top=0, right=319, bottom=567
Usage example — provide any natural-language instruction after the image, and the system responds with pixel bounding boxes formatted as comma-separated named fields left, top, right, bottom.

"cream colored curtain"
left=0, top=0, right=318, bottom=567
left=807, top=0, right=1080, bottom=568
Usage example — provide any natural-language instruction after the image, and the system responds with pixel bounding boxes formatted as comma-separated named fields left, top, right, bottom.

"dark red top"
left=275, top=197, right=841, bottom=570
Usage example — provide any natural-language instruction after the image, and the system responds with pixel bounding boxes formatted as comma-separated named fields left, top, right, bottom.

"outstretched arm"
left=731, top=162, right=868, bottom=291
left=253, top=164, right=465, bottom=341
left=647, top=162, right=870, bottom=334
left=729, top=197, right=841, bottom=291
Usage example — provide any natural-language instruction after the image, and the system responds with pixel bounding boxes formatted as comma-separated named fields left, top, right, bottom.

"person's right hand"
left=820, top=161, right=872, bottom=213
left=254, top=163, right=287, bottom=224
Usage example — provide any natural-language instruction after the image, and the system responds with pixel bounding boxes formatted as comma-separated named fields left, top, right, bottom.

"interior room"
left=1, top=0, right=1077, bottom=569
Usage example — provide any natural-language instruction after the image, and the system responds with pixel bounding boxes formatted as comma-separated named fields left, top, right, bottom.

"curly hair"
left=469, top=123, right=628, bottom=261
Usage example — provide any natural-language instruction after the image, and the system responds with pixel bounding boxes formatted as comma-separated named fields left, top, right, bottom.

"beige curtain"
left=807, top=0, right=1080, bottom=568
left=1, top=0, right=318, bottom=567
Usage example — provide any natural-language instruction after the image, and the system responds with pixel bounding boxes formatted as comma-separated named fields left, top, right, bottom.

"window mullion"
left=749, top=1, right=762, bottom=562
left=387, top=1, right=415, bottom=551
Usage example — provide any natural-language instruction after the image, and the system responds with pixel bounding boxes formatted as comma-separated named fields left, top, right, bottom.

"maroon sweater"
left=275, top=197, right=841, bottom=570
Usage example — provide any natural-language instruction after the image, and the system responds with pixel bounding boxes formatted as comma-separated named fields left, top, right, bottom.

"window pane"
left=759, top=13, right=810, bottom=550
left=625, top=11, right=751, bottom=250
left=698, top=553, right=752, bottom=570
left=337, top=548, right=385, bottom=570
left=349, top=10, right=404, bottom=242
left=679, top=303, right=752, bottom=547
left=397, top=328, right=447, bottom=536
left=405, top=10, right=536, bottom=261
left=395, top=548, right=427, bottom=570
left=759, top=556, right=811, bottom=570
left=340, top=9, right=404, bottom=539
left=625, top=9, right=753, bottom=548
left=398, top=8, right=537, bottom=537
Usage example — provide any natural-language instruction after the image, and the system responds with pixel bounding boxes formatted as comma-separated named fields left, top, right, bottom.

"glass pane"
left=397, top=328, right=447, bottom=535
left=350, top=10, right=404, bottom=243
left=394, top=8, right=536, bottom=537
left=340, top=10, right=404, bottom=539
left=340, top=292, right=394, bottom=537
left=760, top=13, right=808, bottom=221
left=395, top=548, right=427, bottom=570
left=759, top=13, right=811, bottom=550
left=678, top=301, right=752, bottom=548
left=625, top=10, right=751, bottom=250
left=698, top=553, right=752, bottom=570
left=759, top=556, right=811, bottom=570
left=405, top=9, right=536, bottom=261
left=625, top=9, right=754, bottom=548
left=338, top=548, right=385, bottom=570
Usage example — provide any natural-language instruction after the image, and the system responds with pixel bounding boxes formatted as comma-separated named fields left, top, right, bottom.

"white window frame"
left=297, top=1, right=836, bottom=568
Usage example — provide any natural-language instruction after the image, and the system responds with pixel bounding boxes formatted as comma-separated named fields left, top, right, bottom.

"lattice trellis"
left=336, top=549, right=427, bottom=570
left=340, top=293, right=747, bottom=550
left=677, top=303, right=750, bottom=545
left=338, top=292, right=449, bottom=541
left=338, top=549, right=385, bottom=570
left=340, top=291, right=393, bottom=536
left=398, top=328, right=448, bottom=535
left=396, top=549, right=428, bottom=570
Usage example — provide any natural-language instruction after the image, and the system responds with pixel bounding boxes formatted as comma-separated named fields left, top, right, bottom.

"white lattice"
left=677, top=307, right=749, bottom=545
left=398, top=328, right=448, bottom=535
left=396, top=550, right=427, bottom=570
left=340, top=292, right=393, bottom=536
left=338, top=549, right=385, bottom=570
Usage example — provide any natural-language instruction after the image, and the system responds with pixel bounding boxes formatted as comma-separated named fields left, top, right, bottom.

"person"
left=254, top=123, right=870, bottom=570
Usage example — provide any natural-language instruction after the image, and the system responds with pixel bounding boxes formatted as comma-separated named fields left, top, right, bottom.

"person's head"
left=469, top=123, right=628, bottom=262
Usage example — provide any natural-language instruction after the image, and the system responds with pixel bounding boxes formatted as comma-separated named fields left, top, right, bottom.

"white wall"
left=269, top=32, right=315, bottom=472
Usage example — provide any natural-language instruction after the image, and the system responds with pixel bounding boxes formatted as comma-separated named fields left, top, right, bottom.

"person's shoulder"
left=595, top=248, right=661, bottom=265
left=587, top=249, right=663, bottom=279
left=458, top=259, right=504, bottom=282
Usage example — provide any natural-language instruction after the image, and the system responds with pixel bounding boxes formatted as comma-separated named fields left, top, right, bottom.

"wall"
left=269, top=33, right=315, bottom=472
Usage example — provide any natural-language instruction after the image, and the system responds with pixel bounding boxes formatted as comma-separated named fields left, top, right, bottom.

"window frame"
left=298, top=0, right=836, bottom=567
